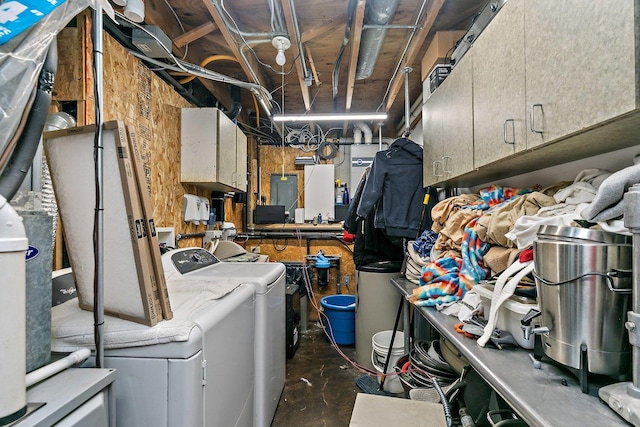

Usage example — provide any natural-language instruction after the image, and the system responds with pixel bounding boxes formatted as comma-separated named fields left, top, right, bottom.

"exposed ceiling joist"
left=280, top=0, right=312, bottom=111
left=301, top=18, right=346, bottom=43
left=384, top=0, right=444, bottom=113
left=141, top=0, right=186, bottom=58
left=345, top=0, right=366, bottom=112
left=305, top=45, right=321, bottom=85
left=173, top=21, right=217, bottom=48
left=201, top=0, right=270, bottom=90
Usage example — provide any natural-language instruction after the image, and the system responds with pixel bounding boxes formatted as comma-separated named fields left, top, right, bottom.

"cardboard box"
left=110, top=122, right=164, bottom=322
left=44, top=121, right=160, bottom=326
left=421, top=31, right=465, bottom=81
left=126, top=125, right=173, bottom=320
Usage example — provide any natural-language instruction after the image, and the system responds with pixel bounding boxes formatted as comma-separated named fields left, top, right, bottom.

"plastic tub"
left=473, top=284, right=538, bottom=349
left=320, top=295, right=356, bottom=345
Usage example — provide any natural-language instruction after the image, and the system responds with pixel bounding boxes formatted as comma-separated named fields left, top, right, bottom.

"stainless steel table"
left=391, top=277, right=629, bottom=427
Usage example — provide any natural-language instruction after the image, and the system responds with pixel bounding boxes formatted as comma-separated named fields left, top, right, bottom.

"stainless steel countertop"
left=390, top=277, right=629, bottom=427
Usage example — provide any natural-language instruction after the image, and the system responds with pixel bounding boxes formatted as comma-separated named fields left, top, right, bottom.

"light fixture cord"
left=281, top=66, right=285, bottom=179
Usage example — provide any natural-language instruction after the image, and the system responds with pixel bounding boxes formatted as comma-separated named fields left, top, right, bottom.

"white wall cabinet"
left=472, top=0, right=525, bottom=168
left=422, top=53, right=473, bottom=186
left=423, top=0, right=640, bottom=188
left=181, top=108, right=247, bottom=192
left=523, top=0, right=636, bottom=148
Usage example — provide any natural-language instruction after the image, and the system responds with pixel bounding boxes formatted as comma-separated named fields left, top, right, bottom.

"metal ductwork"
left=355, top=0, right=400, bottom=80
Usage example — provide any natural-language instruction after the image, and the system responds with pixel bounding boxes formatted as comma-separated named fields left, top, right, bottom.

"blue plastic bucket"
left=320, top=294, right=356, bottom=345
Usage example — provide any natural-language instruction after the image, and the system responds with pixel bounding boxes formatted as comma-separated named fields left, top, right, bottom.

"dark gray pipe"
left=0, top=41, right=57, bottom=201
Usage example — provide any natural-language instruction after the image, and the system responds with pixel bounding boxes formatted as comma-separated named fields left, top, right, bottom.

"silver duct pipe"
left=356, top=0, right=401, bottom=80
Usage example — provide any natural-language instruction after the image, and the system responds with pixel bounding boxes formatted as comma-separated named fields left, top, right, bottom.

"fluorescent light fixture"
left=272, top=112, right=388, bottom=122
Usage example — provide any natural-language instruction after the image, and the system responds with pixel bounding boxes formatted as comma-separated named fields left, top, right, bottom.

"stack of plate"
left=395, top=340, right=459, bottom=393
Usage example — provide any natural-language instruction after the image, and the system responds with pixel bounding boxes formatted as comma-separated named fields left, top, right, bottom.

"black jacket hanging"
left=356, top=138, right=425, bottom=238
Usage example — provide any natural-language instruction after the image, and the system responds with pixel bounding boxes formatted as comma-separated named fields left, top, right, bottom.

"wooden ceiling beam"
left=305, top=45, right=321, bottom=86
left=201, top=0, right=270, bottom=89
left=173, top=21, right=217, bottom=48
left=300, top=18, right=345, bottom=44
left=345, top=0, right=366, bottom=111
left=141, top=0, right=186, bottom=58
left=383, top=0, right=444, bottom=113
left=201, top=32, right=234, bottom=53
left=280, top=0, right=312, bottom=111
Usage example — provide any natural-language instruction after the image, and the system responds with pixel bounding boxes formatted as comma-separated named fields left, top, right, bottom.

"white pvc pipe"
left=354, top=122, right=373, bottom=144
left=25, top=348, right=91, bottom=388
left=353, top=127, right=362, bottom=144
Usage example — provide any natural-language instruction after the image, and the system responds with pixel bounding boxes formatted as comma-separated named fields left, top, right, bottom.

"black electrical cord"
left=317, top=140, right=338, bottom=160
left=0, top=40, right=57, bottom=201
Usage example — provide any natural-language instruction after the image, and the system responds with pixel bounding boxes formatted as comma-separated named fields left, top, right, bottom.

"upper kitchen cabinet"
left=425, top=0, right=640, bottom=188
left=181, top=108, right=248, bottom=192
left=423, top=53, right=474, bottom=187
left=472, top=0, right=526, bottom=167
left=524, top=0, right=636, bottom=148
left=423, top=77, right=444, bottom=187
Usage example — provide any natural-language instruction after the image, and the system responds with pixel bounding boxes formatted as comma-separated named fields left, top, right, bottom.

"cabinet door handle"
left=503, top=119, right=515, bottom=145
left=530, top=104, right=543, bottom=134
left=432, top=160, right=443, bottom=178
left=442, top=156, right=452, bottom=175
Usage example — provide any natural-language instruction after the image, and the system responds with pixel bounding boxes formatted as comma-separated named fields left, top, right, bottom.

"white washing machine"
left=51, top=250, right=256, bottom=427
left=172, top=248, right=286, bottom=427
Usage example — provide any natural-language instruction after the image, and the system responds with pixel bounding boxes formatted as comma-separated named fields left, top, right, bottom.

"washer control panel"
left=170, top=248, right=220, bottom=274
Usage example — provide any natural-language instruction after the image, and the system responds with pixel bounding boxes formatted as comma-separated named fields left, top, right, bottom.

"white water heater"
left=0, top=195, right=28, bottom=424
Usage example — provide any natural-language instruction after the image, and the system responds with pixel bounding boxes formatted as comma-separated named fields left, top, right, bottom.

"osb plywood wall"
left=54, top=20, right=357, bottom=312
left=256, top=144, right=350, bottom=207
left=240, top=237, right=356, bottom=322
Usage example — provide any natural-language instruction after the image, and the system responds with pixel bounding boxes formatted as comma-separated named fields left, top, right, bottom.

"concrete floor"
left=272, top=323, right=364, bottom=427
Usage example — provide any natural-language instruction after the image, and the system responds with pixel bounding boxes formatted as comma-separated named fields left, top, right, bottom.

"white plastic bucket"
left=371, top=330, right=405, bottom=393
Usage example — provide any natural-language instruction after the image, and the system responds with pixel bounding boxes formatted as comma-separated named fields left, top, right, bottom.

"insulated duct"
left=356, top=0, right=400, bottom=80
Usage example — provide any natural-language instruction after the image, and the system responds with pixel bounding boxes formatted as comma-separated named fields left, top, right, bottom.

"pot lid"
left=536, top=225, right=631, bottom=245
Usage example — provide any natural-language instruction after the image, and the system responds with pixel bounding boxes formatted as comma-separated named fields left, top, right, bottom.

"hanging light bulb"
left=275, top=48, right=287, bottom=66
left=272, top=36, right=291, bottom=67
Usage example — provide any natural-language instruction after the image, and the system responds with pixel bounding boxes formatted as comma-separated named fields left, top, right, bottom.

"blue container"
left=320, top=294, right=356, bottom=345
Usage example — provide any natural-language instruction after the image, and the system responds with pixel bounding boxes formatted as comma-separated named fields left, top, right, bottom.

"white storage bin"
left=472, top=284, right=538, bottom=349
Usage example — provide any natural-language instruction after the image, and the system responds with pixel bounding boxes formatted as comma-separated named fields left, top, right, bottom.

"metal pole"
left=625, top=185, right=640, bottom=389
left=599, top=184, right=640, bottom=423
left=402, top=67, right=413, bottom=138
left=92, top=6, right=105, bottom=368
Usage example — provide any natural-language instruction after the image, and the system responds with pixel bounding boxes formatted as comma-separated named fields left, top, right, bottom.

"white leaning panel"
left=44, top=126, right=147, bottom=322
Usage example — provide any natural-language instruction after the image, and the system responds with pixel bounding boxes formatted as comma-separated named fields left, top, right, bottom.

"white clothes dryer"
left=167, top=248, right=287, bottom=427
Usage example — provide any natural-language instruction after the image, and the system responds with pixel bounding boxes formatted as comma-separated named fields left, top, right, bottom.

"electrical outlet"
left=344, top=276, right=350, bottom=289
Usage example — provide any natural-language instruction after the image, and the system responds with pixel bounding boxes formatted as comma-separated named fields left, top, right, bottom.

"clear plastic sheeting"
left=0, top=0, right=94, bottom=158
